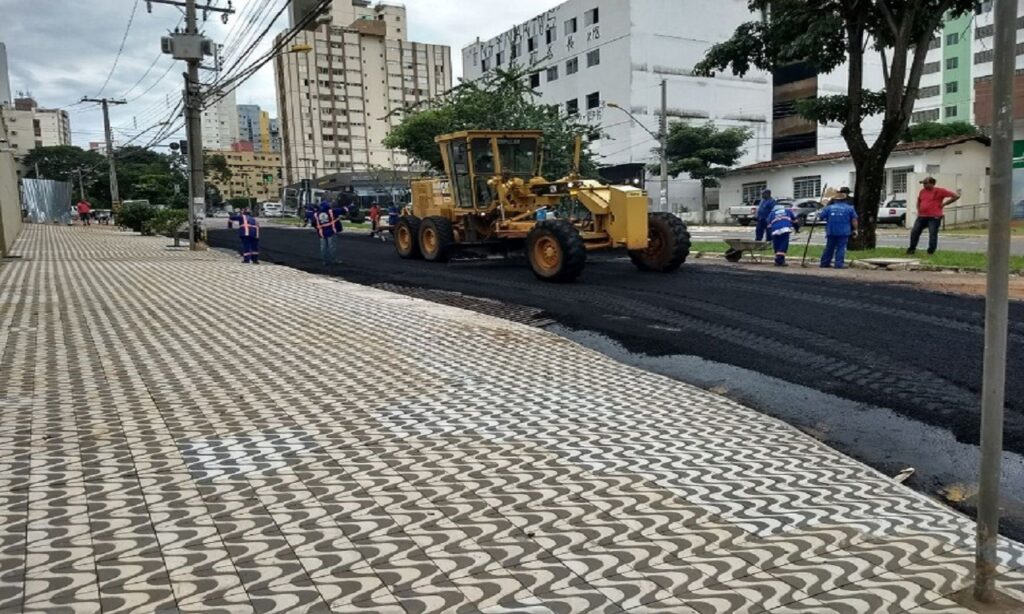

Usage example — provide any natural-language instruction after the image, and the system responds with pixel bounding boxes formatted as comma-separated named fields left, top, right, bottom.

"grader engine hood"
left=573, top=182, right=650, bottom=250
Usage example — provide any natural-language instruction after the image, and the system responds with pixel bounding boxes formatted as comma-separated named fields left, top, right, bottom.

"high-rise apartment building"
left=201, top=88, right=239, bottom=150
left=274, top=0, right=452, bottom=185
left=0, top=96, right=71, bottom=176
left=237, top=104, right=281, bottom=153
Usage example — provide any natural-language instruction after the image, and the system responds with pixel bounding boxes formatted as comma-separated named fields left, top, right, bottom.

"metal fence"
left=943, top=202, right=990, bottom=227
left=22, top=179, right=72, bottom=225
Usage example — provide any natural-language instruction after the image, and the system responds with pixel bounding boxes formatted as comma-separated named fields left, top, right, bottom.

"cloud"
left=0, top=0, right=555, bottom=148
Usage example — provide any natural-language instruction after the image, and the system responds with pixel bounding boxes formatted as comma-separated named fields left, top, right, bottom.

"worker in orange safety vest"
left=227, top=208, right=260, bottom=264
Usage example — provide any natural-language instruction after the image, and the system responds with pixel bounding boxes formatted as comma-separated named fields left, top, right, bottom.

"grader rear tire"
left=420, top=216, right=455, bottom=262
left=395, top=216, right=422, bottom=259
left=629, top=212, right=691, bottom=272
left=526, top=220, right=586, bottom=282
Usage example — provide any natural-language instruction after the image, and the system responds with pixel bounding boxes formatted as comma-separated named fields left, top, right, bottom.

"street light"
left=606, top=81, right=670, bottom=215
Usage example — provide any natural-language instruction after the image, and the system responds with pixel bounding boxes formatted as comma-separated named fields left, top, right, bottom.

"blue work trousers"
left=240, top=236, right=259, bottom=264
left=755, top=220, right=769, bottom=241
left=821, top=235, right=850, bottom=268
left=771, top=232, right=790, bottom=265
left=320, top=235, right=338, bottom=265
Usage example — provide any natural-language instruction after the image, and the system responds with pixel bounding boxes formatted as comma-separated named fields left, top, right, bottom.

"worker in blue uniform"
left=227, top=208, right=260, bottom=264
left=755, top=189, right=776, bottom=242
left=314, top=201, right=346, bottom=265
left=767, top=202, right=796, bottom=266
left=818, top=187, right=859, bottom=269
left=302, top=204, right=316, bottom=227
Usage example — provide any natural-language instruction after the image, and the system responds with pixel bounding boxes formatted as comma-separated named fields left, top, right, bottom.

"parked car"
left=727, top=202, right=760, bottom=226
left=262, top=202, right=283, bottom=217
left=877, top=199, right=907, bottom=226
left=788, top=198, right=823, bottom=228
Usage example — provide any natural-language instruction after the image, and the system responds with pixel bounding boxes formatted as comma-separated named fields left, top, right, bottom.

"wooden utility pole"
left=80, top=97, right=126, bottom=207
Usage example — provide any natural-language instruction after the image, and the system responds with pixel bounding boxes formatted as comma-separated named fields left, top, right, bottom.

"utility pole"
left=75, top=167, right=85, bottom=200
left=148, top=0, right=234, bottom=250
left=80, top=97, right=126, bottom=208
left=660, top=78, right=669, bottom=215
left=974, top=0, right=1015, bottom=603
left=34, top=162, right=40, bottom=179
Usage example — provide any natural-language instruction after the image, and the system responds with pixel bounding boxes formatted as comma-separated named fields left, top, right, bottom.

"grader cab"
left=394, top=130, right=690, bottom=281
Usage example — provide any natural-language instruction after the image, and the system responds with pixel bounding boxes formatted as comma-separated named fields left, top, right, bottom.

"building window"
left=946, top=32, right=960, bottom=45
left=927, top=36, right=941, bottom=50
left=584, top=8, right=599, bottom=26
left=945, top=105, right=959, bottom=118
left=975, top=49, right=995, bottom=64
left=911, top=108, right=941, bottom=123
left=792, top=175, right=821, bottom=199
left=546, top=27, right=556, bottom=45
left=529, top=72, right=540, bottom=88
left=742, top=182, right=767, bottom=205
left=481, top=58, right=489, bottom=71
left=918, top=85, right=940, bottom=99
left=977, top=24, right=994, bottom=38
left=945, top=81, right=959, bottom=94
left=922, top=61, right=941, bottom=74
left=547, top=66, right=559, bottom=81
left=587, top=49, right=600, bottom=67
left=566, top=57, right=579, bottom=75
left=890, top=166, right=914, bottom=194
left=566, top=98, right=579, bottom=115
left=564, top=17, right=577, bottom=35
left=528, top=36, right=537, bottom=52
left=946, top=57, right=959, bottom=70
left=586, top=91, right=600, bottom=109
left=496, top=51, right=503, bottom=66
left=510, top=43, right=519, bottom=60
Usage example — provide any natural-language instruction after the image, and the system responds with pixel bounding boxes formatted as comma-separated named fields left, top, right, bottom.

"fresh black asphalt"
left=210, top=225, right=1024, bottom=538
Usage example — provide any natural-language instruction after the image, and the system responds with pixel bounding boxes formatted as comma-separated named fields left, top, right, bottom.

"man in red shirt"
left=75, top=200, right=92, bottom=226
left=907, top=177, right=959, bottom=255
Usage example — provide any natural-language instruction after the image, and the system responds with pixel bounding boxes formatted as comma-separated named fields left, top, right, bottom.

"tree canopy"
left=383, top=66, right=601, bottom=179
left=694, top=0, right=978, bottom=248
left=661, top=122, right=752, bottom=187
left=902, top=120, right=980, bottom=142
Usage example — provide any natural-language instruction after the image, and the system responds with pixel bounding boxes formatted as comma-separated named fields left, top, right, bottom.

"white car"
left=877, top=199, right=907, bottom=226
left=262, top=202, right=283, bottom=217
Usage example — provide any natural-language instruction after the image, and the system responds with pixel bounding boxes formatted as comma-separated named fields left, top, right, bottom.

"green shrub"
left=119, top=203, right=158, bottom=234
left=145, top=209, right=189, bottom=238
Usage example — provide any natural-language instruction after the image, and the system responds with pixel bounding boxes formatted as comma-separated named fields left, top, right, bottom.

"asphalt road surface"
left=210, top=226, right=1024, bottom=538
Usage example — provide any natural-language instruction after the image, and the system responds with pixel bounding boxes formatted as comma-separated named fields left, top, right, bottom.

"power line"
left=97, top=0, right=142, bottom=97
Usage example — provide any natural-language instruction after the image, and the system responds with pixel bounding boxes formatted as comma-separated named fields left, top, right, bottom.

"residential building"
left=237, top=104, right=281, bottom=153
left=206, top=148, right=282, bottom=203
left=268, top=118, right=281, bottom=153
left=0, top=96, right=71, bottom=176
left=461, top=0, right=773, bottom=214
left=201, top=88, right=239, bottom=150
left=719, top=135, right=991, bottom=225
left=89, top=140, right=119, bottom=155
left=274, top=0, right=452, bottom=185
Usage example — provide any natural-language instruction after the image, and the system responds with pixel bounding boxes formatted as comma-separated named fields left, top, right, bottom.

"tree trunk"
left=850, top=155, right=886, bottom=249
left=700, top=184, right=707, bottom=225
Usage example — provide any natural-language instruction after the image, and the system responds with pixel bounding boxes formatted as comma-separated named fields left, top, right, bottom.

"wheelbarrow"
left=723, top=238, right=772, bottom=263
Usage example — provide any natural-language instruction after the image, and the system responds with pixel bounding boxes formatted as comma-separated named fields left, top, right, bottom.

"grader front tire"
left=629, top=212, right=691, bottom=272
left=395, top=216, right=422, bottom=259
left=526, top=220, right=586, bottom=282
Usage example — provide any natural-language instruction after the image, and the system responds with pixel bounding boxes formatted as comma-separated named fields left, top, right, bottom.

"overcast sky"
left=0, top=0, right=552, bottom=148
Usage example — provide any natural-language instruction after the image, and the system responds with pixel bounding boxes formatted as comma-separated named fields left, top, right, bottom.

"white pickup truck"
left=727, top=203, right=760, bottom=226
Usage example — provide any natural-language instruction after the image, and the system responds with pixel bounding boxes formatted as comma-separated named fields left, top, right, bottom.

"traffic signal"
left=179, top=140, right=189, bottom=155
left=263, top=173, right=273, bottom=184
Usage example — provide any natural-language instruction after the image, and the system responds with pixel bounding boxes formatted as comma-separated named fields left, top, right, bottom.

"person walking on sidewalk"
left=818, top=187, right=858, bottom=269
left=755, top=189, right=776, bottom=242
left=227, top=208, right=260, bottom=264
left=76, top=200, right=92, bottom=226
left=767, top=201, right=796, bottom=266
left=907, top=177, right=959, bottom=255
left=368, top=203, right=381, bottom=238
left=314, top=200, right=345, bottom=266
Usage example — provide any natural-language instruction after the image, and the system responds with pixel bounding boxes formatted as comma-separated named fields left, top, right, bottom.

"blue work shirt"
left=314, top=203, right=345, bottom=238
left=227, top=213, right=259, bottom=238
left=756, top=198, right=776, bottom=223
left=387, top=206, right=399, bottom=226
left=767, top=205, right=795, bottom=235
left=819, top=200, right=858, bottom=237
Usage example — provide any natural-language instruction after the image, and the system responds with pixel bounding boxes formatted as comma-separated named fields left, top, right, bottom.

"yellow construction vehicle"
left=394, top=130, right=690, bottom=281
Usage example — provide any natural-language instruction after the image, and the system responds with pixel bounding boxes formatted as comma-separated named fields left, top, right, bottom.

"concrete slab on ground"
left=2, top=225, right=1024, bottom=612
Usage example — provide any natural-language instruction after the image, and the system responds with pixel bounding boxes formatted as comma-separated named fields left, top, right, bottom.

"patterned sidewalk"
left=2, top=225, right=1024, bottom=614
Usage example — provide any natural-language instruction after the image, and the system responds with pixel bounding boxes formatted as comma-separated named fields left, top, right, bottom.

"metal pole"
left=659, top=78, right=668, bottom=214
left=76, top=167, right=85, bottom=200
left=975, top=0, right=1015, bottom=602
left=184, top=0, right=206, bottom=250
left=100, top=100, right=120, bottom=206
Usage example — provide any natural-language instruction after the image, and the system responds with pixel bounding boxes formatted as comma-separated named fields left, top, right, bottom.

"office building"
left=201, top=88, right=239, bottom=150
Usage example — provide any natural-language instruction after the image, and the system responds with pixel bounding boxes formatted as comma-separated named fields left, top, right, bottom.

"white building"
left=0, top=97, right=71, bottom=176
left=0, top=43, right=10, bottom=106
left=719, top=135, right=991, bottom=225
left=274, top=0, right=452, bottom=185
left=201, top=88, right=239, bottom=151
left=461, top=0, right=773, bottom=214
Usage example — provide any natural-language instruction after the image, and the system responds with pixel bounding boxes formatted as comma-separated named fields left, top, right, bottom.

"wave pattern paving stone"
left=1, top=225, right=1024, bottom=613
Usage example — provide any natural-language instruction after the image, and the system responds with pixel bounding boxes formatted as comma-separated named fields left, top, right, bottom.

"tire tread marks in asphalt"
left=208, top=228, right=1024, bottom=455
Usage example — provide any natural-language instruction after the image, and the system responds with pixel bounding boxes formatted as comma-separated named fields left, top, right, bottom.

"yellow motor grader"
left=394, top=130, right=690, bottom=282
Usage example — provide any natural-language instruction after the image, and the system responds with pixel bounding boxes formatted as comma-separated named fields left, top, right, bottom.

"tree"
left=383, top=66, right=601, bottom=179
left=204, top=153, right=232, bottom=184
left=657, top=122, right=753, bottom=223
left=902, top=120, right=979, bottom=142
left=21, top=145, right=107, bottom=203
left=694, top=0, right=977, bottom=248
